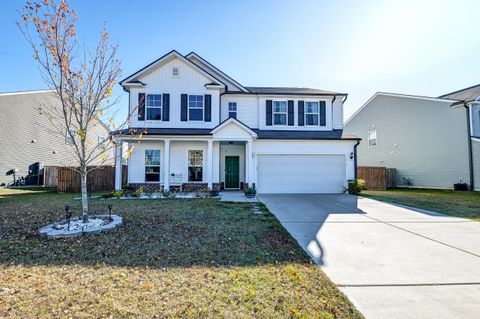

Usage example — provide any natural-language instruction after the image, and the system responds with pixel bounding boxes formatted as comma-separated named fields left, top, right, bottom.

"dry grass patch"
left=0, top=189, right=362, bottom=318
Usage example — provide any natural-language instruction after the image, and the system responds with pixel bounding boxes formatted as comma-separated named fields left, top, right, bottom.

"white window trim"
left=146, top=93, right=162, bottom=121
left=187, top=149, right=204, bottom=182
left=368, top=130, right=377, bottom=147
left=272, top=100, right=288, bottom=126
left=304, top=101, right=320, bottom=126
left=145, top=149, right=161, bottom=183
left=228, top=102, right=237, bottom=118
left=188, top=94, right=204, bottom=122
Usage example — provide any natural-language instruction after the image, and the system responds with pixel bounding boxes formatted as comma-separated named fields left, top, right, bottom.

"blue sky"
left=1, top=0, right=479, bottom=121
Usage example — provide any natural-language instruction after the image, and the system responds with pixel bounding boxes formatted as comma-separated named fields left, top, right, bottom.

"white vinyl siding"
left=128, top=57, right=221, bottom=129
left=345, top=94, right=471, bottom=189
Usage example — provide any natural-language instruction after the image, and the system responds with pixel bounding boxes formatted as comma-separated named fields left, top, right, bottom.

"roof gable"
left=345, top=92, right=456, bottom=125
left=186, top=52, right=249, bottom=92
left=120, top=50, right=226, bottom=89
left=210, top=117, right=257, bottom=139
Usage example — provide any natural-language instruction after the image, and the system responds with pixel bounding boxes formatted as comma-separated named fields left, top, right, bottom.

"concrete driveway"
left=258, top=194, right=480, bottom=319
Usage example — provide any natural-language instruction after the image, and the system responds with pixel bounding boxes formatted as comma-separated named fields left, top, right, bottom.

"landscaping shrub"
left=348, top=179, right=366, bottom=195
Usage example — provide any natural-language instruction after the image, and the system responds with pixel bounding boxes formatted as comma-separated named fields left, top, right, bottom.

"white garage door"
left=257, top=154, right=346, bottom=193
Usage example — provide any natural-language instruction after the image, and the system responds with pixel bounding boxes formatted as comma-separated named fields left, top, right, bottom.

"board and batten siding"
left=128, top=140, right=219, bottom=184
left=345, top=94, right=470, bottom=189
left=128, top=57, right=221, bottom=129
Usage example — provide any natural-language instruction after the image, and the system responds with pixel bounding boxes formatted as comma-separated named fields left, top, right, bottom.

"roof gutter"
left=463, top=102, right=475, bottom=190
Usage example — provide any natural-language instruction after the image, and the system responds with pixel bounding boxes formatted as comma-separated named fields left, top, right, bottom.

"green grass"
left=0, top=188, right=362, bottom=319
left=361, top=188, right=480, bottom=221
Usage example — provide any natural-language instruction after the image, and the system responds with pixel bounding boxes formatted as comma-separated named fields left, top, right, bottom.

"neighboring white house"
left=345, top=86, right=480, bottom=191
left=112, top=50, right=359, bottom=194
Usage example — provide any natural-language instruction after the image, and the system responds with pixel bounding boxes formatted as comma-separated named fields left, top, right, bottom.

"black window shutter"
left=266, top=100, right=272, bottom=126
left=288, top=100, right=294, bottom=126
left=162, top=94, right=170, bottom=121
left=320, top=101, right=326, bottom=126
left=204, top=94, right=211, bottom=122
left=298, top=101, right=304, bottom=126
left=181, top=94, right=188, bottom=121
left=138, top=93, right=145, bottom=121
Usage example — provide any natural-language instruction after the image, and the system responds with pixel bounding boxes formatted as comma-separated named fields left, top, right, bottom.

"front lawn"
left=361, top=188, right=480, bottom=221
left=0, top=189, right=362, bottom=318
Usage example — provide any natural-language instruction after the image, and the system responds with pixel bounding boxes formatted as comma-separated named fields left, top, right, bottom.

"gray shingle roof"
left=245, top=87, right=346, bottom=96
left=439, top=84, right=480, bottom=103
left=117, top=128, right=359, bottom=140
left=253, top=129, right=359, bottom=140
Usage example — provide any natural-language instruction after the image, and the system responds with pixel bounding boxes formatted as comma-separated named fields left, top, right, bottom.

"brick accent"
left=129, top=183, right=163, bottom=193
left=181, top=183, right=208, bottom=192
left=128, top=182, right=222, bottom=193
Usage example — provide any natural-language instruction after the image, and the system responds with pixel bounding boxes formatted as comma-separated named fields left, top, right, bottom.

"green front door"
left=225, top=156, right=240, bottom=189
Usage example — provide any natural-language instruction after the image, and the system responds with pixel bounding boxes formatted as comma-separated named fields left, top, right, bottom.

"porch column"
left=114, top=143, right=122, bottom=190
left=246, top=141, right=253, bottom=186
left=207, top=140, right=213, bottom=189
left=164, top=139, right=170, bottom=191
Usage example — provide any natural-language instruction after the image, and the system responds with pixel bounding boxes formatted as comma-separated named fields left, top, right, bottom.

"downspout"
left=354, top=140, right=360, bottom=180
left=463, top=102, right=474, bottom=191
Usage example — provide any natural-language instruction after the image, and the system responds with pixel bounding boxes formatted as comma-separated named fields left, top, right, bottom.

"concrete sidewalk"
left=258, top=194, right=480, bottom=319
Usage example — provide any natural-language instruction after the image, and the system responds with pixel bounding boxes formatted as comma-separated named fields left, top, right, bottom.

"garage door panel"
left=257, top=154, right=345, bottom=193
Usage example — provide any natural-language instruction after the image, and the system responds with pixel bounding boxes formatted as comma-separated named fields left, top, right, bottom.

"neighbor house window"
left=146, top=94, right=162, bottom=120
left=188, top=150, right=203, bottom=182
left=368, top=130, right=377, bottom=147
left=273, top=101, right=287, bottom=125
left=65, top=129, right=75, bottom=145
left=228, top=102, right=237, bottom=118
left=145, top=150, right=161, bottom=182
left=305, top=101, right=319, bottom=125
left=188, top=95, right=204, bottom=121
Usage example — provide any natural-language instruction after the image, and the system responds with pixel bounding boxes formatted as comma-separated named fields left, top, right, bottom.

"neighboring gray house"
left=345, top=85, right=480, bottom=191
left=0, top=90, right=111, bottom=186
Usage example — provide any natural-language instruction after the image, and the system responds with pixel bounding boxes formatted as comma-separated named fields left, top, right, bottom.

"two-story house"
left=113, top=50, right=360, bottom=193
left=345, top=85, right=480, bottom=191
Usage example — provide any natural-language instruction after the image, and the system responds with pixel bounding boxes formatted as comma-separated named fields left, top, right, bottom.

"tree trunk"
left=81, top=170, right=89, bottom=222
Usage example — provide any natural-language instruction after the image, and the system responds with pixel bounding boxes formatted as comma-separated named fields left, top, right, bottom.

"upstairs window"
left=65, top=129, right=75, bottom=145
left=305, top=101, right=319, bottom=126
left=368, top=130, right=377, bottom=147
left=145, top=150, right=161, bottom=182
left=188, top=150, right=203, bottom=182
left=273, top=101, right=287, bottom=125
left=188, top=95, right=204, bottom=121
left=228, top=102, right=237, bottom=118
left=146, top=94, right=162, bottom=120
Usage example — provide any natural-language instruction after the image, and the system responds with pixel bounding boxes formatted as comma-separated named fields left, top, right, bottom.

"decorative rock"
left=39, top=215, right=123, bottom=238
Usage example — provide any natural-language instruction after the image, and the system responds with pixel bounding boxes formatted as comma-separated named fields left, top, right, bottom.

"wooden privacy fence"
left=55, top=165, right=128, bottom=193
left=358, top=166, right=396, bottom=190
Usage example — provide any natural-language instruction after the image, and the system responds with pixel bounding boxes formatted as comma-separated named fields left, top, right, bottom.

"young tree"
left=18, top=0, right=123, bottom=222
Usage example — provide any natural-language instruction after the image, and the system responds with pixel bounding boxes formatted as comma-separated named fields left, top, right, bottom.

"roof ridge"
left=0, top=89, right=54, bottom=96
